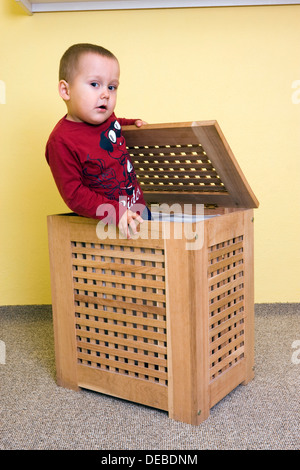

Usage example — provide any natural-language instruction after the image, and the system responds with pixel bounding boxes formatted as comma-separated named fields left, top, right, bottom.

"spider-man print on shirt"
left=82, top=119, right=141, bottom=209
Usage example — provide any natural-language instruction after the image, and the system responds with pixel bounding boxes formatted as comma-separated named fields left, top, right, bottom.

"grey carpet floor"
left=0, top=303, right=299, bottom=450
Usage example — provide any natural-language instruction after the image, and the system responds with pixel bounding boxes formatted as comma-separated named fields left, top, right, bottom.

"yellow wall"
left=1, top=0, right=299, bottom=305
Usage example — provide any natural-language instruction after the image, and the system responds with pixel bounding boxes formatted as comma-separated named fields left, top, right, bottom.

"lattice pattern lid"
left=123, top=121, right=259, bottom=208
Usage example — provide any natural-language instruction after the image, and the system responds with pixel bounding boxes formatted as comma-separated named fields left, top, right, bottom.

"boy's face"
left=60, top=52, right=120, bottom=125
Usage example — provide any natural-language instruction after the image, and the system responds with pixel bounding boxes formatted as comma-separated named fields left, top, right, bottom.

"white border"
left=14, top=0, right=300, bottom=15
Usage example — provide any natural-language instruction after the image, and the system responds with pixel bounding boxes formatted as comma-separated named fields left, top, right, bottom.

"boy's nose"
left=100, top=87, right=109, bottom=99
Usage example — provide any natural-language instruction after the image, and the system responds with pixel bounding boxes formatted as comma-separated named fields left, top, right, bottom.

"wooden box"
left=47, top=121, right=259, bottom=425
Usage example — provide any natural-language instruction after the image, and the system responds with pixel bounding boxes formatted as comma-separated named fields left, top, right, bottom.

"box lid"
left=123, top=121, right=259, bottom=208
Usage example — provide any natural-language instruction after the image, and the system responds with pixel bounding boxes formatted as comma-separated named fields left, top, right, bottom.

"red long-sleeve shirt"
left=45, top=113, right=146, bottom=225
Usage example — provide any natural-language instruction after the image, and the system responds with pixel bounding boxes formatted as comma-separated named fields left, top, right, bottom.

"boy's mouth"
left=98, top=105, right=107, bottom=110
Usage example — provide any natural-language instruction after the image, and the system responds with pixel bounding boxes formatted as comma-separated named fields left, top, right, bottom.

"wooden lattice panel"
left=71, top=240, right=168, bottom=385
left=128, top=143, right=226, bottom=193
left=123, top=122, right=259, bottom=208
left=208, top=235, right=245, bottom=382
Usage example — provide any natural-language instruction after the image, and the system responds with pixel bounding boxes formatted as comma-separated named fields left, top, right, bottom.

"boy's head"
left=58, top=43, right=120, bottom=126
left=59, top=43, right=117, bottom=84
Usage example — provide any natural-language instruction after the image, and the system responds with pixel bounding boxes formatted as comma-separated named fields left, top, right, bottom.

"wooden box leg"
left=242, top=209, right=255, bottom=385
left=164, top=229, right=209, bottom=425
left=47, top=215, right=79, bottom=391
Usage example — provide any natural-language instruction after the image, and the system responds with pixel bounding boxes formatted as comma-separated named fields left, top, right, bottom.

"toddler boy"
left=46, top=43, right=149, bottom=238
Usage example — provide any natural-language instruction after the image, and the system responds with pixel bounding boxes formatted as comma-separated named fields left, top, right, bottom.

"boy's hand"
left=134, top=120, right=147, bottom=128
left=119, top=209, right=143, bottom=239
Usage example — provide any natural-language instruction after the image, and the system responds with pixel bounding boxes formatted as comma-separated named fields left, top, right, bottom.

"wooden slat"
left=208, top=263, right=244, bottom=287
left=136, top=172, right=222, bottom=182
left=74, top=293, right=166, bottom=315
left=75, top=315, right=166, bottom=342
left=75, top=323, right=167, bottom=355
left=73, top=270, right=165, bottom=289
left=209, top=300, right=244, bottom=326
left=210, top=334, right=245, bottom=366
left=210, top=346, right=244, bottom=378
left=208, top=276, right=244, bottom=300
left=74, top=307, right=166, bottom=329
left=72, top=259, right=165, bottom=276
left=143, top=190, right=233, bottom=207
left=208, top=252, right=244, bottom=275
left=74, top=281, right=166, bottom=302
left=209, top=321, right=244, bottom=350
left=209, top=311, right=245, bottom=338
left=132, top=158, right=211, bottom=167
left=208, top=240, right=244, bottom=261
left=77, top=341, right=167, bottom=368
left=71, top=246, right=165, bottom=262
left=209, top=287, right=244, bottom=314
left=128, top=143, right=206, bottom=156
left=77, top=350, right=167, bottom=380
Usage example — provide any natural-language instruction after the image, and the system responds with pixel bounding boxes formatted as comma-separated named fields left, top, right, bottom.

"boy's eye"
left=91, top=82, right=99, bottom=88
left=108, top=85, right=117, bottom=91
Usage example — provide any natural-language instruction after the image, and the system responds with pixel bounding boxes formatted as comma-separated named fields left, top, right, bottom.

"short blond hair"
left=59, top=43, right=117, bottom=83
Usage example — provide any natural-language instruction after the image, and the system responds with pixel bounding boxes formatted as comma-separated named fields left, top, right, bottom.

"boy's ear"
left=58, top=80, right=70, bottom=101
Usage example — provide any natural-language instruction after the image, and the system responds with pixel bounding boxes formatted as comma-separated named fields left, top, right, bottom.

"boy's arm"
left=118, top=118, right=147, bottom=128
left=46, top=137, right=126, bottom=225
